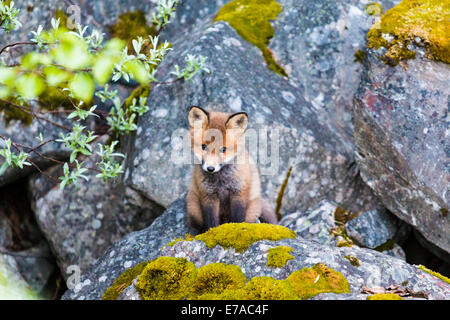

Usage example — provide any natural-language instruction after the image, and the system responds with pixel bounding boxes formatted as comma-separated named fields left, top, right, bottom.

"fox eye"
left=220, top=147, right=227, bottom=153
left=202, top=144, right=207, bottom=150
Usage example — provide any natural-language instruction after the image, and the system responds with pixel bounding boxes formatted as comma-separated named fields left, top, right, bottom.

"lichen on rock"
left=102, top=261, right=149, bottom=300
left=214, top=0, right=288, bottom=76
left=367, top=0, right=450, bottom=65
left=367, top=293, right=404, bottom=300
left=266, top=246, right=295, bottom=268
left=135, top=257, right=197, bottom=300
left=194, top=222, right=297, bottom=253
left=190, top=263, right=247, bottom=299
left=417, top=265, right=450, bottom=284
left=108, top=11, right=158, bottom=54
left=286, top=263, right=351, bottom=299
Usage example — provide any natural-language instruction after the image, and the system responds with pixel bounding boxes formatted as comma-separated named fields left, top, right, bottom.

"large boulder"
left=280, top=199, right=408, bottom=260
left=269, top=0, right=400, bottom=155
left=353, top=50, right=449, bottom=257
left=28, top=150, right=164, bottom=278
left=62, top=196, right=449, bottom=300
left=125, top=9, right=383, bottom=217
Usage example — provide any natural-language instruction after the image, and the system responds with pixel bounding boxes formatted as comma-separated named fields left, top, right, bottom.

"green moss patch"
left=167, top=233, right=194, bottom=247
left=0, top=99, right=33, bottom=126
left=417, top=265, right=450, bottom=284
left=214, top=0, right=288, bottom=77
left=135, top=257, right=197, bottom=300
left=108, top=11, right=158, bottom=55
left=367, top=293, right=404, bottom=300
left=367, top=0, right=450, bottom=65
left=286, top=263, right=350, bottom=299
left=104, top=256, right=351, bottom=300
left=266, top=246, right=295, bottom=268
left=344, top=255, right=360, bottom=267
left=190, top=263, right=247, bottom=299
left=195, top=222, right=296, bottom=253
left=102, top=261, right=149, bottom=300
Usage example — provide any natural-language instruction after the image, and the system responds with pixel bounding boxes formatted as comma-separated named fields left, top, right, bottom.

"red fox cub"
left=186, top=106, right=277, bottom=233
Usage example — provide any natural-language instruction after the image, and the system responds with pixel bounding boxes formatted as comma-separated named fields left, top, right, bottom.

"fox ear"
left=188, top=106, right=209, bottom=128
left=226, top=112, right=248, bottom=134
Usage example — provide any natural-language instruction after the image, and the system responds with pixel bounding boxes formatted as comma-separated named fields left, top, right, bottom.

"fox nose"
left=207, top=166, right=215, bottom=173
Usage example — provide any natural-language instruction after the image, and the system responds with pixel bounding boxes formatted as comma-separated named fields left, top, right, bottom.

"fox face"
left=188, top=106, right=248, bottom=173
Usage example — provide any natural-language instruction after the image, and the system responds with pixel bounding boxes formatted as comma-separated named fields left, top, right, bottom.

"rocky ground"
left=0, top=0, right=448, bottom=300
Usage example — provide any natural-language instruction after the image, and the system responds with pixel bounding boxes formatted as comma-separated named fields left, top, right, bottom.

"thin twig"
left=0, top=41, right=36, bottom=56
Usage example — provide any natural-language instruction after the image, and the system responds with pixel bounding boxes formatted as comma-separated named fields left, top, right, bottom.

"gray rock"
left=62, top=195, right=193, bottom=300
left=63, top=196, right=450, bottom=300
left=0, top=254, right=39, bottom=299
left=279, top=199, right=338, bottom=247
left=346, top=208, right=404, bottom=249
left=353, top=50, right=450, bottom=256
left=29, top=149, right=164, bottom=278
left=269, top=0, right=400, bottom=157
left=126, top=17, right=381, bottom=218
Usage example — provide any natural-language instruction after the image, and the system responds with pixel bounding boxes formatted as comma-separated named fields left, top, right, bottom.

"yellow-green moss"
left=353, top=49, right=366, bottom=63
left=214, top=0, right=288, bottom=77
left=367, top=0, right=450, bottom=65
left=330, top=207, right=355, bottom=248
left=108, top=11, right=158, bottom=55
left=417, top=265, right=450, bottom=284
left=275, top=166, right=292, bottom=220
left=286, top=263, right=350, bottom=299
left=233, top=276, right=300, bottom=300
left=266, top=246, right=295, bottom=268
left=365, top=3, right=384, bottom=16
left=190, top=263, right=247, bottom=299
left=167, top=233, right=194, bottom=247
left=367, top=293, right=404, bottom=300
left=104, top=256, right=351, bottom=300
left=0, top=99, right=33, bottom=126
left=102, top=261, right=149, bottom=300
left=136, top=257, right=197, bottom=300
left=344, top=255, right=360, bottom=267
left=195, top=222, right=296, bottom=253
left=374, top=239, right=395, bottom=252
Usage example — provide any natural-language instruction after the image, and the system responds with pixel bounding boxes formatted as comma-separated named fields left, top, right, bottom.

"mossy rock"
left=135, top=257, right=197, bottom=300
left=367, top=0, right=450, bottom=65
left=194, top=222, right=297, bottom=253
left=417, top=265, right=450, bottom=284
left=214, top=0, right=288, bottom=77
left=190, top=263, right=247, bottom=299
left=231, top=276, right=300, bottom=300
left=108, top=11, right=158, bottom=55
left=102, top=261, right=149, bottom=300
left=286, top=263, right=350, bottom=299
left=266, top=246, right=295, bottom=268
left=0, top=99, right=33, bottom=126
left=367, top=293, right=404, bottom=300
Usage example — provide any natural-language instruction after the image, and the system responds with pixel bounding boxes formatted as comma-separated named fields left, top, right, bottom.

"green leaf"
left=0, top=67, right=17, bottom=87
left=92, top=55, right=114, bottom=85
left=52, top=33, right=92, bottom=70
left=15, top=73, right=45, bottom=100
left=69, top=73, right=95, bottom=102
left=43, top=66, right=71, bottom=86
left=21, top=52, right=51, bottom=70
left=124, top=60, right=149, bottom=84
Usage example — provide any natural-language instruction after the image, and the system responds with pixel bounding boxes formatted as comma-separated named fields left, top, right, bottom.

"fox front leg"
left=201, top=198, right=220, bottom=232
left=230, top=195, right=247, bottom=223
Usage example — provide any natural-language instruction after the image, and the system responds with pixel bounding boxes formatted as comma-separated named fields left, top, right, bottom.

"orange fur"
left=186, top=107, right=277, bottom=232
